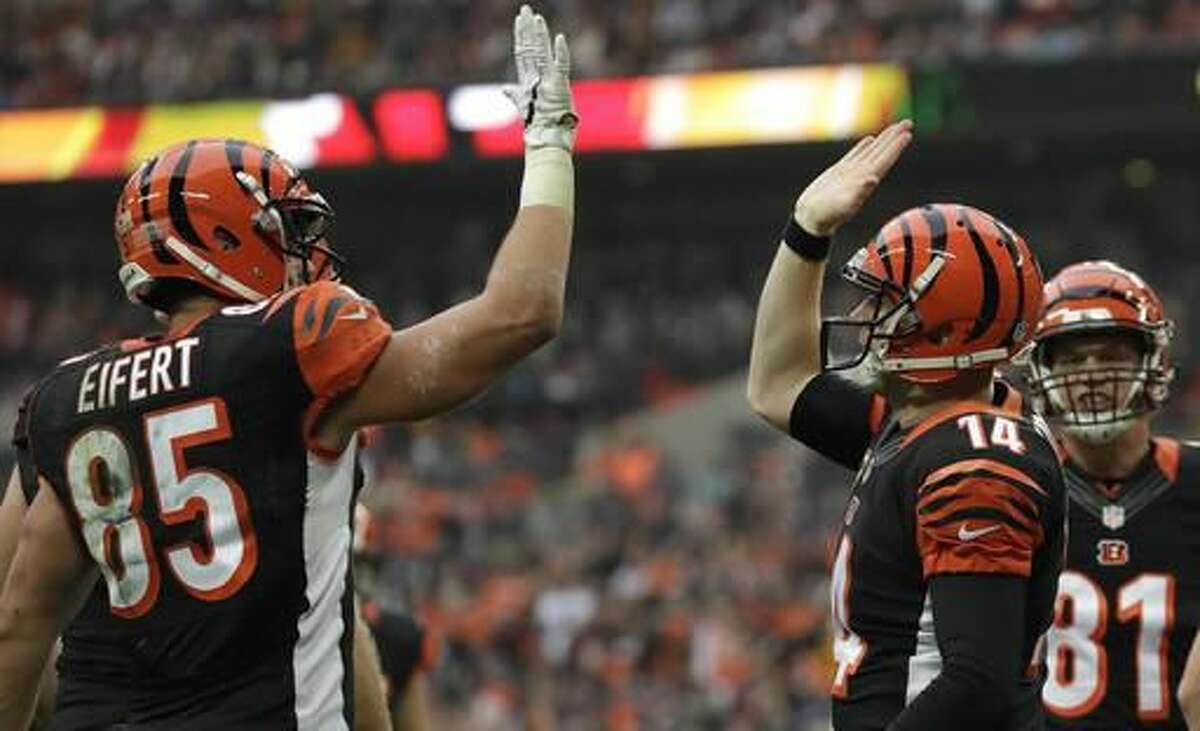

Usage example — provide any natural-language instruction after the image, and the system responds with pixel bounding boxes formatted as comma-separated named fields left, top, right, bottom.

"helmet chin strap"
left=163, top=236, right=268, bottom=302
left=236, top=170, right=293, bottom=254
left=1043, top=358, right=1150, bottom=436
left=880, top=347, right=1009, bottom=373
left=866, top=253, right=1005, bottom=376
left=236, top=170, right=323, bottom=288
left=1060, top=417, right=1137, bottom=446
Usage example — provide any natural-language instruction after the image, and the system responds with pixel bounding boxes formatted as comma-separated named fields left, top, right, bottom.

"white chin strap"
left=164, top=235, right=268, bottom=302
left=1045, top=371, right=1147, bottom=445
left=863, top=253, right=1002, bottom=376
left=880, top=347, right=1010, bottom=374
left=120, top=237, right=269, bottom=305
left=1060, top=418, right=1137, bottom=445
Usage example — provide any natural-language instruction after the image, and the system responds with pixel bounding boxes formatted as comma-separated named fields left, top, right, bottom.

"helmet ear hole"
left=924, top=322, right=954, bottom=346
left=213, top=226, right=241, bottom=251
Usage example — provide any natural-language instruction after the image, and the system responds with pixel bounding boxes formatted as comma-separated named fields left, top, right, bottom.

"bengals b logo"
left=1096, top=539, right=1130, bottom=567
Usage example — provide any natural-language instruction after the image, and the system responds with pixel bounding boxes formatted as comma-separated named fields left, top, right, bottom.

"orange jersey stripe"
left=1153, top=437, right=1180, bottom=484
left=919, top=457, right=1046, bottom=497
left=916, top=514, right=1040, bottom=578
left=920, top=550, right=1032, bottom=578
left=918, top=477, right=1041, bottom=529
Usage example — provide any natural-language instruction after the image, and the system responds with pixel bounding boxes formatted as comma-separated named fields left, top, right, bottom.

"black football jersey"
left=14, top=280, right=391, bottom=730
left=14, top=383, right=134, bottom=729
left=791, top=374, right=1068, bottom=730
left=1043, top=438, right=1200, bottom=729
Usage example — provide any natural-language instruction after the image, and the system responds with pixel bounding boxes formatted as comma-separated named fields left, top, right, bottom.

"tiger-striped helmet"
left=1028, top=260, right=1174, bottom=443
left=114, top=139, right=342, bottom=308
left=821, top=203, right=1044, bottom=384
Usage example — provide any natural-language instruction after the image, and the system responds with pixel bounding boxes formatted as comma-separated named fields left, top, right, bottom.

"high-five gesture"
left=749, top=119, right=913, bottom=433
left=504, top=4, right=578, bottom=152
left=793, top=119, right=913, bottom=236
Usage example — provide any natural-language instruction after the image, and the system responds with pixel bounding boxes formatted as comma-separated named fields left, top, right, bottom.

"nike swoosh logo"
left=957, top=523, right=1002, bottom=541
left=338, top=306, right=369, bottom=321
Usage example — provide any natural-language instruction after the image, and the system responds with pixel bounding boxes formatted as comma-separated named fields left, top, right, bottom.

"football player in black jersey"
left=1027, top=261, right=1200, bottom=729
left=747, top=119, right=1068, bottom=730
left=0, top=6, right=578, bottom=729
left=2, top=386, right=396, bottom=731
left=0, top=248, right=398, bottom=731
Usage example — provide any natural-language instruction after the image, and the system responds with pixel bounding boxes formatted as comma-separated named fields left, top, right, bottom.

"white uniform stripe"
left=293, top=445, right=357, bottom=730
left=905, top=591, right=942, bottom=704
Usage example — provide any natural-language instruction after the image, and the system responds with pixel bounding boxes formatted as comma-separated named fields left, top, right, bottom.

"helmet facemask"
left=1029, top=327, right=1174, bottom=445
left=819, top=247, right=947, bottom=376
left=235, top=171, right=344, bottom=289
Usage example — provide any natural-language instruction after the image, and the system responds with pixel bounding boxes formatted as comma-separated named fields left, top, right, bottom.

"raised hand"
left=793, top=119, right=913, bottom=237
left=503, top=4, right=578, bottom=152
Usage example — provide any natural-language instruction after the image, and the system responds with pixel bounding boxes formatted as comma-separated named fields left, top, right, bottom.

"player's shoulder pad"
left=1158, top=436, right=1200, bottom=488
left=286, top=281, right=393, bottom=401
left=904, top=398, right=1063, bottom=495
left=23, top=343, right=122, bottom=425
left=909, top=402, right=1063, bottom=578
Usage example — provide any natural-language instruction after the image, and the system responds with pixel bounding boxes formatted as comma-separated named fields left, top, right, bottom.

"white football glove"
left=503, top=4, right=578, bottom=152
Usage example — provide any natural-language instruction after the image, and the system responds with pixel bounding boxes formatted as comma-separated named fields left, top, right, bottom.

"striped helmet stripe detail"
left=874, top=228, right=895, bottom=282
left=261, top=148, right=277, bottom=198
left=167, top=140, right=208, bottom=251
left=225, top=139, right=247, bottom=178
left=920, top=205, right=948, bottom=254
left=961, top=206, right=1000, bottom=343
left=137, top=155, right=176, bottom=265
left=137, top=155, right=158, bottom=226
left=899, top=215, right=915, bottom=289
left=992, top=213, right=1026, bottom=347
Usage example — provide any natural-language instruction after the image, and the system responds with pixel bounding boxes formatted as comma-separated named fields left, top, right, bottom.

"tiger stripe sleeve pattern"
left=915, top=456, right=1049, bottom=578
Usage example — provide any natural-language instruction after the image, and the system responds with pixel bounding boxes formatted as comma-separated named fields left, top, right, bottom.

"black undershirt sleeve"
left=12, top=447, right=37, bottom=506
left=11, top=387, right=39, bottom=505
left=886, top=574, right=1026, bottom=731
left=788, top=373, right=882, bottom=470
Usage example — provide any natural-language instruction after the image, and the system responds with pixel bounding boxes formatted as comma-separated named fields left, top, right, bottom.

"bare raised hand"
left=793, top=119, right=914, bottom=237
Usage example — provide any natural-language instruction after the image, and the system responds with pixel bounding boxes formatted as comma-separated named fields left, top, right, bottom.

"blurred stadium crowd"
left=1, top=1, right=1199, bottom=729
left=2, top=0, right=1199, bottom=106
left=2, top=169, right=1200, bottom=726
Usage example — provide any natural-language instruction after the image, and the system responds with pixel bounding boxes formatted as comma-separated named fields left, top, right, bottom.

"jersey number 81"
left=1043, top=570, right=1175, bottom=722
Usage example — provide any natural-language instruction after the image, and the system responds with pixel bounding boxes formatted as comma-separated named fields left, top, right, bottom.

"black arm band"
left=781, top=217, right=831, bottom=262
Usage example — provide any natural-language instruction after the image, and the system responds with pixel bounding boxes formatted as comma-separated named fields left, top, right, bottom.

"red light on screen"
left=375, top=90, right=449, bottom=162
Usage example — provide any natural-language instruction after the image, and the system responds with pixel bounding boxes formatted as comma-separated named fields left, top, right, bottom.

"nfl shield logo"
left=1102, top=504, right=1126, bottom=530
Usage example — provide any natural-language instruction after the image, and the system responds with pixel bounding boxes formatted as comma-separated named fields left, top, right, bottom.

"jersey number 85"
left=64, top=397, right=257, bottom=618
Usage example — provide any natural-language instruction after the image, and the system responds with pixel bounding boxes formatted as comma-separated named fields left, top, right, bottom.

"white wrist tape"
left=519, top=147, right=574, bottom=214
